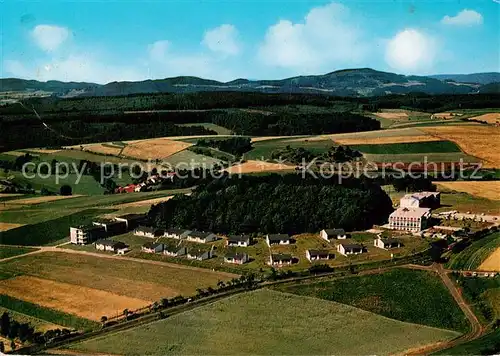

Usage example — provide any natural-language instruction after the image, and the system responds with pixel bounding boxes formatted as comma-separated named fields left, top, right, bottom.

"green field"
left=68, top=289, right=459, bottom=355
left=446, top=232, right=500, bottom=270
left=434, top=329, right=500, bottom=355
left=0, top=306, right=61, bottom=331
left=457, top=276, right=500, bottom=323
left=0, top=246, right=38, bottom=259
left=0, top=295, right=99, bottom=331
left=162, top=149, right=224, bottom=168
left=364, top=152, right=480, bottom=163
left=244, top=138, right=333, bottom=160
left=434, top=191, right=500, bottom=215
left=275, top=268, right=469, bottom=332
left=0, top=208, right=114, bottom=245
left=350, top=140, right=462, bottom=155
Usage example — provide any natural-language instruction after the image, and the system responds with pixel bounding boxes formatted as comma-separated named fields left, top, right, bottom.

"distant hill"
left=1, top=68, right=498, bottom=98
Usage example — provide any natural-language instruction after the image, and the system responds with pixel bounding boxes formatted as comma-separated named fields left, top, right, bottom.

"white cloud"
left=31, top=24, right=70, bottom=51
left=148, top=40, right=171, bottom=62
left=385, top=29, right=436, bottom=73
left=202, top=24, right=240, bottom=56
left=441, top=9, right=483, bottom=26
left=257, top=2, right=367, bottom=72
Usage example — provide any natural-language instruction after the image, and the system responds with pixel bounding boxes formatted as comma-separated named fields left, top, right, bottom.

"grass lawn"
left=68, top=289, right=459, bottom=356
left=244, top=138, right=333, bottom=160
left=275, top=268, right=469, bottom=333
left=350, top=140, right=462, bottom=155
left=446, top=232, right=500, bottom=270
left=0, top=246, right=38, bottom=259
left=434, top=329, right=500, bottom=355
left=0, top=294, right=99, bottom=331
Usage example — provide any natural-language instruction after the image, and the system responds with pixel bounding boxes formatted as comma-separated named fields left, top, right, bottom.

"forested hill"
left=2, top=68, right=499, bottom=97
left=147, top=174, right=394, bottom=235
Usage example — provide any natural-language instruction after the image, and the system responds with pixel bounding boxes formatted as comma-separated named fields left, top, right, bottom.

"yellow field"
left=287, top=127, right=426, bottom=143
left=121, top=139, right=192, bottom=160
left=469, top=113, right=500, bottom=124
left=81, top=143, right=123, bottom=156
left=3, top=195, right=83, bottom=205
left=422, top=125, right=500, bottom=168
left=431, top=112, right=461, bottom=120
left=435, top=181, right=500, bottom=201
left=2, top=151, right=27, bottom=157
left=113, top=195, right=173, bottom=208
left=0, top=222, right=24, bottom=231
left=24, top=148, right=62, bottom=154
left=0, top=276, right=151, bottom=321
left=478, top=248, right=500, bottom=271
left=226, top=160, right=296, bottom=174
left=0, top=193, right=23, bottom=198
left=334, top=135, right=439, bottom=145
left=373, top=112, right=408, bottom=120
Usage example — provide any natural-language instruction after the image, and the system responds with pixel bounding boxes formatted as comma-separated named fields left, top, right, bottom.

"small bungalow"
left=269, top=253, right=293, bottom=267
left=185, top=231, right=218, bottom=243
left=164, top=228, right=189, bottom=240
left=306, top=249, right=334, bottom=262
left=224, top=252, right=249, bottom=265
left=265, top=234, right=291, bottom=246
left=141, top=242, right=164, bottom=254
left=134, top=225, right=163, bottom=238
left=337, top=243, right=366, bottom=256
left=95, top=239, right=129, bottom=253
left=163, top=245, right=187, bottom=257
left=227, top=235, right=251, bottom=247
left=374, top=237, right=403, bottom=250
left=186, top=248, right=213, bottom=261
left=320, top=229, right=347, bottom=241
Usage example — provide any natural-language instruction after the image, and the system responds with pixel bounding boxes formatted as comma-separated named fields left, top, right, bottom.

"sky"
left=1, top=0, right=499, bottom=83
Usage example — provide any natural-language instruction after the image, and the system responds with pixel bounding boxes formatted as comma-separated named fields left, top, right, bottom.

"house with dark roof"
left=94, top=239, right=129, bottom=253
left=320, top=229, right=347, bottom=241
left=306, top=249, right=334, bottom=262
left=265, top=234, right=291, bottom=246
left=114, top=213, right=147, bottom=229
left=268, top=253, right=293, bottom=267
left=163, top=245, right=187, bottom=257
left=227, top=235, right=251, bottom=247
left=134, top=225, right=163, bottom=238
left=141, top=242, right=164, bottom=254
left=224, top=252, right=249, bottom=264
left=185, top=231, right=218, bottom=243
left=186, top=247, right=213, bottom=261
left=374, top=237, right=403, bottom=250
left=164, top=228, right=190, bottom=240
left=337, top=243, right=366, bottom=256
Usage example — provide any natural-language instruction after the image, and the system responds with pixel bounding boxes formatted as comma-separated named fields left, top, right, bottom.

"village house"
left=268, top=253, right=293, bottom=267
left=373, top=237, right=403, bottom=250
left=70, top=225, right=106, bottom=245
left=337, top=243, right=366, bottom=256
left=114, top=213, right=147, bottom=230
left=320, top=228, right=347, bottom=241
left=185, top=231, right=218, bottom=243
left=186, top=248, right=213, bottom=261
left=224, top=252, right=249, bottom=264
left=92, top=219, right=127, bottom=235
left=94, top=239, right=129, bottom=253
left=388, top=207, right=431, bottom=232
left=226, top=235, right=251, bottom=247
left=163, top=245, right=187, bottom=257
left=265, top=234, right=291, bottom=246
left=164, top=228, right=189, bottom=239
left=400, top=192, right=441, bottom=209
left=306, top=249, right=334, bottom=262
left=134, top=225, right=163, bottom=238
left=141, top=242, right=164, bottom=254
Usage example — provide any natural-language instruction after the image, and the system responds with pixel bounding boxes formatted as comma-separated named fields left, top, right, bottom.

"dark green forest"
left=147, top=174, right=393, bottom=234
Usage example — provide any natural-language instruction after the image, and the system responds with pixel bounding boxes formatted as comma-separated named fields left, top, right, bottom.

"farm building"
left=163, top=245, right=187, bottom=257
left=337, top=243, right=366, bottom=256
left=320, top=229, right=347, bottom=241
left=400, top=192, right=440, bottom=209
left=115, top=213, right=147, bottom=229
left=70, top=225, right=106, bottom=245
left=95, top=240, right=129, bottom=253
left=269, top=253, right=293, bottom=267
left=134, top=225, right=163, bottom=238
left=266, top=234, right=291, bottom=246
left=185, top=231, right=218, bottom=243
left=164, top=228, right=189, bottom=239
left=141, top=242, right=164, bottom=254
left=388, top=207, right=431, bottom=232
left=306, top=249, right=334, bottom=262
left=92, top=219, right=127, bottom=235
left=429, top=226, right=467, bottom=239
left=224, top=252, right=249, bottom=264
left=186, top=248, right=213, bottom=261
left=227, top=235, right=251, bottom=247
left=373, top=237, right=403, bottom=250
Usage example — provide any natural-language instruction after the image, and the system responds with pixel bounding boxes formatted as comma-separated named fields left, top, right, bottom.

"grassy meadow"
left=349, top=140, right=462, bottom=155
left=0, top=246, right=38, bottom=259
left=446, top=232, right=500, bottom=271
left=67, top=289, right=459, bottom=356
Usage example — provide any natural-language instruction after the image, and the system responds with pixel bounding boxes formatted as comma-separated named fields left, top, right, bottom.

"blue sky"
left=1, top=0, right=499, bottom=83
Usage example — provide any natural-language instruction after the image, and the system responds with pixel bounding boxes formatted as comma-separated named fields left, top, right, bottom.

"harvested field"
left=24, top=148, right=62, bottom=154
left=0, top=193, right=23, bottom=198
left=290, top=127, right=426, bottom=142
left=435, top=181, right=500, bottom=201
left=468, top=113, right=500, bottom=124
left=374, top=112, right=408, bottom=120
left=0, top=276, right=150, bottom=321
left=432, top=112, right=461, bottom=120
left=334, top=135, right=439, bottom=145
left=2, top=151, right=26, bottom=156
left=121, top=138, right=192, bottom=160
left=225, top=160, right=296, bottom=174
left=81, top=143, right=122, bottom=156
left=478, top=248, right=500, bottom=271
left=251, top=136, right=305, bottom=143
left=113, top=195, right=173, bottom=208
left=3, top=195, right=83, bottom=205
left=0, top=222, right=24, bottom=231
left=422, top=125, right=500, bottom=168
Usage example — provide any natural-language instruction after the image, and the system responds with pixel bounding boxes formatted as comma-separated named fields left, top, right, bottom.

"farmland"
left=434, top=329, right=500, bottom=355
left=120, top=138, right=192, bottom=160
left=435, top=181, right=500, bottom=201
left=349, top=140, right=462, bottom=155
left=446, top=232, right=500, bottom=270
left=0, top=307, right=61, bottom=332
left=225, top=160, right=296, bottom=174
left=275, top=268, right=469, bottom=332
left=479, top=248, right=500, bottom=271
left=0, top=246, right=38, bottom=259
left=244, top=137, right=333, bottom=160
left=67, top=289, right=459, bottom=356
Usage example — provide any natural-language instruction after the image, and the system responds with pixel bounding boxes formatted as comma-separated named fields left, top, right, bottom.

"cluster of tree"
left=0, top=153, right=34, bottom=173
left=391, top=176, right=437, bottom=192
left=271, top=145, right=362, bottom=164
left=196, top=137, right=252, bottom=157
left=148, top=173, right=393, bottom=235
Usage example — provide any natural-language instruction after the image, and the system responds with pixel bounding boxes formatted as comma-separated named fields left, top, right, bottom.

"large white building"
left=388, top=207, right=431, bottom=232
left=400, top=192, right=440, bottom=209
